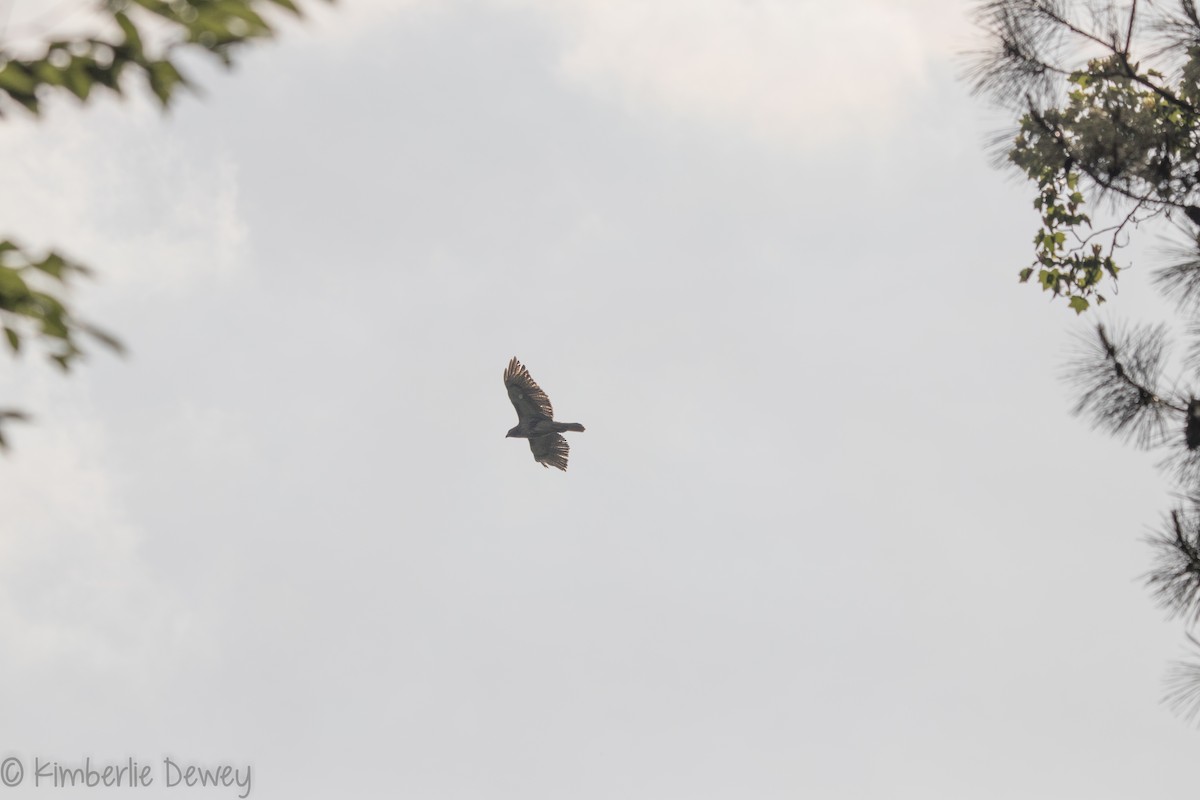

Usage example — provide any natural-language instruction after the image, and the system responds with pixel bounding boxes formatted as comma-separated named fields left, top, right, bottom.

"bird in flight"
left=504, top=357, right=585, bottom=471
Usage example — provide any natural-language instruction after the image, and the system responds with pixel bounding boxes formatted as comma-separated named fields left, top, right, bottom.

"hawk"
left=504, top=357, right=585, bottom=471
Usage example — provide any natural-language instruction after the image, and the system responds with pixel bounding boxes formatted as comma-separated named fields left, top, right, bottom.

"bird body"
left=507, top=419, right=586, bottom=438
left=503, top=357, right=585, bottom=470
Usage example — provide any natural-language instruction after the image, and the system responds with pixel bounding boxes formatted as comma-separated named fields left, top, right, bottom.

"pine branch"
left=1114, top=49, right=1199, bottom=115
left=1146, top=508, right=1200, bottom=621
left=1035, top=0, right=1121, bottom=52
left=969, top=0, right=1080, bottom=108
left=1153, top=227, right=1200, bottom=312
left=1123, top=0, right=1138, bottom=56
left=1163, top=632, right=1200, bottom=724
left=1066, top=322, right=1183, bottom=448
left=1148, top=0, right=1200, bottom=58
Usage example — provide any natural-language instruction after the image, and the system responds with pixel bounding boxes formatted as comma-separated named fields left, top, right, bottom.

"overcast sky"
left=0, top=0, right=1195, bottom=797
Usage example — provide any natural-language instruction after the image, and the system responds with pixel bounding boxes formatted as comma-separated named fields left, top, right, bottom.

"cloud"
left=0, top=74, right=244, bottom=689
left=0, top=102, right=248, bottom=299
left=296, top=0, right=449, bottom=43
left=497, top=0, right=971, bottom=151
left=5, top=0, right=972, bottom=153
left=0, top=372, right=192, bottom=687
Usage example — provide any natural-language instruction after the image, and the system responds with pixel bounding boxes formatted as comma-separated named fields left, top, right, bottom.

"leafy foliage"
left=0, top=0, right=329, bottom=448
left=0, top=0, right=322, bottom=114
left=973, top=0, right=1200, bottom=311
left=974, top=0, right=1200, bottom=726
left=0, top=239, right=125, bottom=449
left=0, top=239, right=122, bottom=369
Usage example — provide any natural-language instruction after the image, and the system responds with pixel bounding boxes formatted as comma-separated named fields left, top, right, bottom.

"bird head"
left=505, top=426, right=519, bottom=438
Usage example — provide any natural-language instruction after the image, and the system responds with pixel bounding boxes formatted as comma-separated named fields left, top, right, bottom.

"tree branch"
left=1124, top=0, right=1138, bottom=56
left=1067, top=323, right=1184, bottom=448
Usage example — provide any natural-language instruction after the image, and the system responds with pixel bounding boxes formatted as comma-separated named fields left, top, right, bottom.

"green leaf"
left=80, top=323, right=125, bottom=355
left=86, top=57, right=124, bottom=93
left=1018, top=267, right=1034, bottom=283
left=65, top=57, right=94, bottom=100
left=11, top=91, right=41, bottom=114
left=0, top=266, right=31, bottom=300
left=0, top=62, right=36, bottom=94
left=218, top=3, right=272, bottom=35
left=0, top=409, right=26, bottom=451
left=1068, top=296, right=1090, bottom=314
left=32, top=253, right=67, bottom=280
left=266, top=0, right=302, bottom=13
left=147, top=60, right=185, bottom=106
left=115, top=12, right=144, bottom=58
left=32, top=61, right=66, bottom=88
left=3, top=326, right=19, bottom=354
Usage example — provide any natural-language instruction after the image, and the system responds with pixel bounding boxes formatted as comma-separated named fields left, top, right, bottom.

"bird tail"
left=560, top=422, right=585, bottom=433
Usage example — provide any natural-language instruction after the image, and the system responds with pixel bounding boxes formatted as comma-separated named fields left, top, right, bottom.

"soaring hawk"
left=504, top=357, right=585, bottom=471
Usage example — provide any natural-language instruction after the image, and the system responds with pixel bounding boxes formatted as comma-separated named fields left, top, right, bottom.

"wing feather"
left=504, top=357, right=554, bottom=422
left=528, top=433, right=569, bottom=471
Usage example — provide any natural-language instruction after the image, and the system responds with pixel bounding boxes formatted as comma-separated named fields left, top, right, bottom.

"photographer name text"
left=0, top=757, right=251, bottom=798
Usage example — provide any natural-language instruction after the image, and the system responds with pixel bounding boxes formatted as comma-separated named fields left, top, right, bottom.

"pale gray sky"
left=0, top=0, right=1195, bottom=797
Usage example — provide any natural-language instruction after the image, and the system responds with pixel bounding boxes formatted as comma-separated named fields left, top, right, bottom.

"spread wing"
left=504, top=357, right=554, bottom=423
left=529, top=434, right=569, bottom=471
